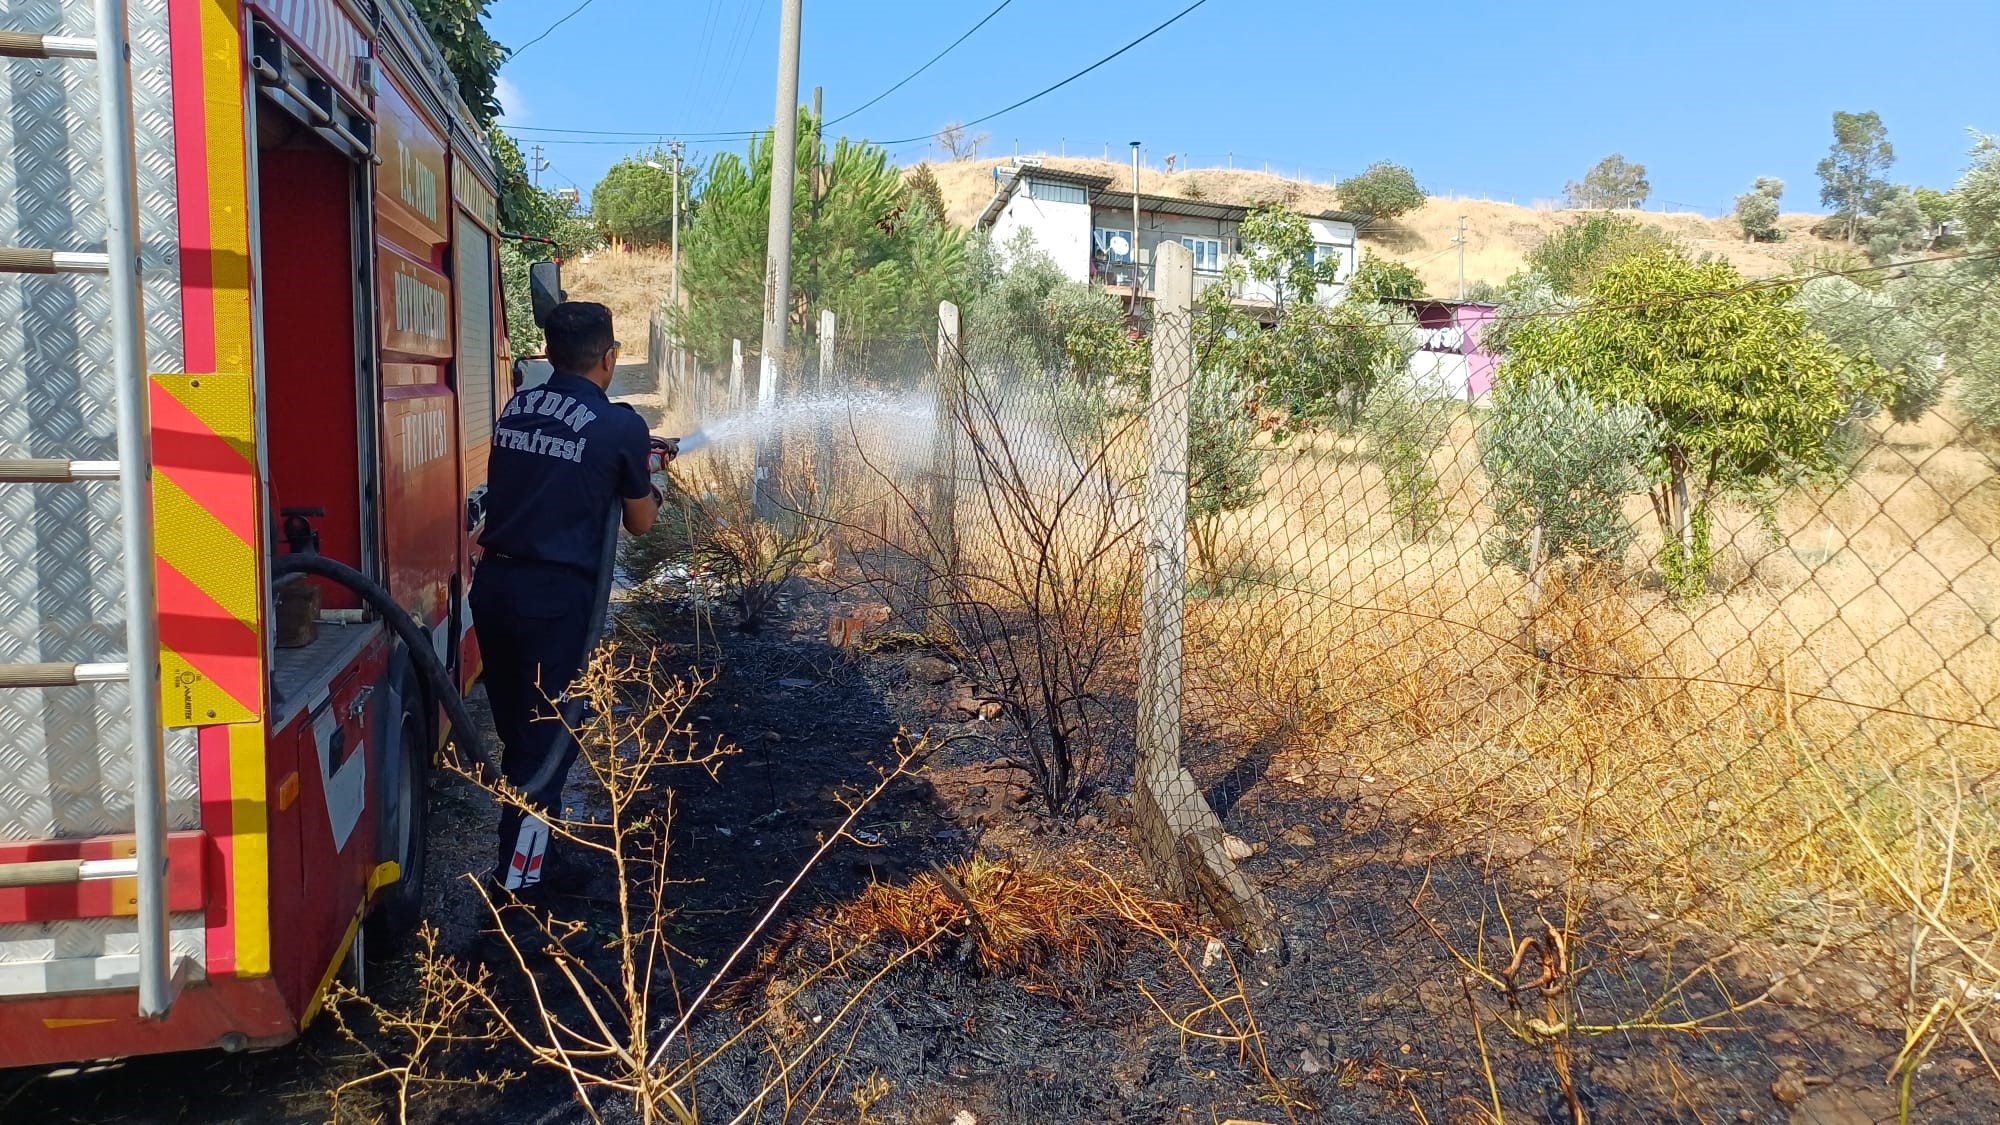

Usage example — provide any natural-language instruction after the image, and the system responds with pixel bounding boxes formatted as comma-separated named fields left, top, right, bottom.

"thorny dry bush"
left=326, top=645, right=1317, bottom=1122
left=841, top=366, right=1147, bottom=819
left=324, top=926, right=520, bottom=1122
left=327, top=649, right=940, bottom=1124
left=621, top=454, right=836, bottom=631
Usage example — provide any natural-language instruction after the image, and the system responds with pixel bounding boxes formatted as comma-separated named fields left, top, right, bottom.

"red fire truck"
left=0, top=0, right=546, bottom=1066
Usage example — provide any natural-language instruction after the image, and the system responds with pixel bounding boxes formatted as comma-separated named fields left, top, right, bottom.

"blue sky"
left=488, top=0, right=1998, bottom=217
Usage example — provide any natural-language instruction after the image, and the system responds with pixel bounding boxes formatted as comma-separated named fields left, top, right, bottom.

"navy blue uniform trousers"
left=469, top=556, right=597, bottom=882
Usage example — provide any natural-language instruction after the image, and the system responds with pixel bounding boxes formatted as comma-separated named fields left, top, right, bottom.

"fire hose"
left=270, top=553, right=494, bottom=777
left=273, top=433, right=680, bottom=796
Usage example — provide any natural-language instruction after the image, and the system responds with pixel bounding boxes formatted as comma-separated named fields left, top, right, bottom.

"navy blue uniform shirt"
left=481, top=370, right=652, bottom=578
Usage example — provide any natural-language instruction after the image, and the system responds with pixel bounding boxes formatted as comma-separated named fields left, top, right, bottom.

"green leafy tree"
left=411, top=0, right=504, bottom=125
left=1360, top=373, right=1454, bottom=541
left=1348, top=250, right=1428, bottom=303
left=1479, top=374, right=1659, bottom=573
left=1565, top=153, right=1650, bottom=209
left=1337, top=161, right=1426, bottom=221
left=1195, top=208, right=1416, bottom=434
left=676, top=113, right=966, bottom=367
left=487, top=127, right=604, bottom=354
left=1504, top=249, right=1875, bottom=598
left=1236, top=207, right=1341, bottom=311
left=1914, top=186, right=1956, bottom=239
left=1734, top=177, right=1785, bottom=242
left=1817, top=110, right=1895, bottom=243
left=1526, top=212, right=1675, bottom=296
left=591, top=149, right=683, bottom=246
left=1187, top=366, right=1267, bottom=589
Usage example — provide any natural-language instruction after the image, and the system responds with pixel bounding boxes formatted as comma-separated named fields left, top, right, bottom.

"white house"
left=975, top=162, right=1365, bottom=318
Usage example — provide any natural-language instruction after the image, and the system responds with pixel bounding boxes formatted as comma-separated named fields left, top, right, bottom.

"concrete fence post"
left=817, top=309, right=836, bottom=524
left=729, top=338, right=744, bottom=414
left=1132, top=240, right=1278, bottom=951
left=924, top=301, right=963, bottom=638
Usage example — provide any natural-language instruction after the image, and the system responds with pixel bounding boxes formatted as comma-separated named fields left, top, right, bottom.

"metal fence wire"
left=655, top=239, right=2000, bottom=1121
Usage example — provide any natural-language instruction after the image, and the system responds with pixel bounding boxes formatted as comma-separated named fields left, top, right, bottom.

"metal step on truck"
left=1, top=0, right=547, bottom=1067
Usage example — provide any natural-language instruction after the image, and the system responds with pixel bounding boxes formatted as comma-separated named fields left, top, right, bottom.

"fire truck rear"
left=1, top=0, right=525, bottom=1066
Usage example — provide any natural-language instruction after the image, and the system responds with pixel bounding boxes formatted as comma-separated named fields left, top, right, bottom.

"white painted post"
left=817, top=309, right=836, bottom=510
left=730, top=338, right=744, bottom=414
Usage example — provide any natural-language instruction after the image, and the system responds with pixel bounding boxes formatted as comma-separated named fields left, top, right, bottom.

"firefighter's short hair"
left=545, top=301, right=617, bottom=374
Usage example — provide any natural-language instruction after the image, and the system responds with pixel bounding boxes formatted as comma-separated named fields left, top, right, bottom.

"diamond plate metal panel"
left=0, top=912, right=204, bottom=980
left=1, top=0, right=195, bottom=858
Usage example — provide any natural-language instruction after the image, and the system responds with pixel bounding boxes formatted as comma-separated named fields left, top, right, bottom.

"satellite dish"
left=1109, top=234, right=1131, bottom=255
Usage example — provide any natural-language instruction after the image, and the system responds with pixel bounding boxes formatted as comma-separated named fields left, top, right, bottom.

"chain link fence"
left=650, top=237, right=2000, bottom=1119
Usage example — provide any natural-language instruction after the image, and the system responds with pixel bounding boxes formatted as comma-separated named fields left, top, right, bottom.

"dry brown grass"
left=565, top=246, right=677, bottom=358
left=817, top=858, right=1194, bottom=988
left=1177, top=407, right=2000, bottom=954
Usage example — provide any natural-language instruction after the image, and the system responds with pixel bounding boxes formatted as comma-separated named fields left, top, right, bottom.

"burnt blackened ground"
left=9, top=581, right=2000, bottom=1124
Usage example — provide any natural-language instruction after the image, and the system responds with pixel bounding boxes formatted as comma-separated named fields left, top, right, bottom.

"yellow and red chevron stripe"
left=151, top=374, right=259, bottom=726
left=171, top=0, right=271, bottom=979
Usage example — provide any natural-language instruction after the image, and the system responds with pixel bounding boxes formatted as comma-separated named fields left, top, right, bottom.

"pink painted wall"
left=1455, top=304, right=1500, bottom=400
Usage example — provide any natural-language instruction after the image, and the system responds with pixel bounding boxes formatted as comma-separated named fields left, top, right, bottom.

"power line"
left=680, top=0, right=727, bottom=118
left=863, top=0, right=1211, bottom=147
left=503, top=0, right=1208, bottom=156
left=707, top=0, right=772, bottom=133
left=504, top=124, right=761, bottom=140
left=509, top=0, right=603, bottom=59
left=823, top=0, right=1014, bottom=128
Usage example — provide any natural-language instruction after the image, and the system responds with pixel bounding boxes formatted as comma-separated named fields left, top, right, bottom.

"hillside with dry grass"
left=918, top=155, right=1827, bottom=295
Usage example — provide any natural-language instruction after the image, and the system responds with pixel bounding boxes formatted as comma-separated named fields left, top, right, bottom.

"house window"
left=1310, top=242, right=1346, bottom=270
left=1093, top=227, right=1135, bottom=263
left=1181, top=236, right=1223, bottom=272
left=1024, top=178, right=1089, bottom=205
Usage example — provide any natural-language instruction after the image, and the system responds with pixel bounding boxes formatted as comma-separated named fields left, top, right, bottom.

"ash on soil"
left=8, top=581, right=1999, bottom=1124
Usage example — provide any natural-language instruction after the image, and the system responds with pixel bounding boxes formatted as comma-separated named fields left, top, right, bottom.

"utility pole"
left=531, top=143, right=546, bottom=188
left=1455, top=215, right=1467, bottom=300
left=809, top=85, right=822, bottom=355
left=757, top=0, right=802, bottom=514
left=759, top=0, right=803, bottom=406
left=1130, top=141, right=1142, bottom=309
left=670, top=140, right=684, bottom=387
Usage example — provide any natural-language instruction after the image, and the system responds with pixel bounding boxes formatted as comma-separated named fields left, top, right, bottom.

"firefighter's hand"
left=648, top=436, right=680, bottom=472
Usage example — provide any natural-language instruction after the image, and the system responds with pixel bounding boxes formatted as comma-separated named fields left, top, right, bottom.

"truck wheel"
left=366, top=708, right=429, bottom=951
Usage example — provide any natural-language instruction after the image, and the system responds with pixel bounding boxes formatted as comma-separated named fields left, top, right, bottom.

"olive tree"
left=1565, top=154, right=1650, bottom=209
left=1479, top=374, right=1659, bottom=574
left=1796, top=275, right=1941, bottom=423
left=1360, top=371, right=1455, bottom=542
left=1734, top=177, right=1785, bottom=242
left=1187, top=366, right=1266, bottom=590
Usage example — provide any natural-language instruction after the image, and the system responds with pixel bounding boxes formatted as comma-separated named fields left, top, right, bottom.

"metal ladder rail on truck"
left=0, top=0, right=535, bottom=1068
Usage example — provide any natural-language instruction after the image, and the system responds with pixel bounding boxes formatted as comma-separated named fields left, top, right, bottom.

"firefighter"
left=471, top=300, right=676, bottom=898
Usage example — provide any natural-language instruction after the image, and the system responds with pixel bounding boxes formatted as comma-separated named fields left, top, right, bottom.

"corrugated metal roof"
left=1090, top=190, right=1249, bottom=223
left=975, top=167, right=1369, bottom=230
left=976, top=165, right=1121, bottom=227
